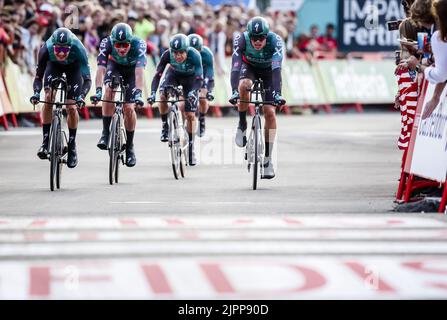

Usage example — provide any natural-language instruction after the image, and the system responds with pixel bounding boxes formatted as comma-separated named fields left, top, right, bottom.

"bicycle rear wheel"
left=109, top=116, right=119, bottom=185
left=49, top=117, right=60, bottom=191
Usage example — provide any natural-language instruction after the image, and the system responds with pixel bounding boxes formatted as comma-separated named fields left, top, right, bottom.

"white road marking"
left=2, top=240, right=447, bottom=258
left=0, top=229, right=446, bottom=243
left=0, top=216, right=444, bottom=230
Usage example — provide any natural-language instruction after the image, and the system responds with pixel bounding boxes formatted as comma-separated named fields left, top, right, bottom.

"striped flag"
left=395, top=67, right=419, bottom=150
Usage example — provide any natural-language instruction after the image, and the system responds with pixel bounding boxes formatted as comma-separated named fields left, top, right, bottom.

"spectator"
left=421, top=0, right=447, bottom=119
left=317, top=23, right=338, bottom=52
left=208, top=19, right=227, bottom=75
left=134, top=12, right=155, bottom=41
left=149, top=19, right=170, bottom=58
left=39, top=3, right=61, bottom=42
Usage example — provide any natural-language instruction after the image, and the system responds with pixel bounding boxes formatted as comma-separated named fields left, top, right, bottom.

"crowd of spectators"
left=395, top=0, right=447, bottom=119
left=0, top=0, right=339, bottom=77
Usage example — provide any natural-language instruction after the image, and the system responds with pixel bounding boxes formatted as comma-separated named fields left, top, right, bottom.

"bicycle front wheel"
left=56, top=125, right=64, bottom=189
left=109, top=116, right=119, bottom=185
left=169, top=111, right=181, bottom=180
left=49, top=117, right=60, bottom=191
left=252, top=116, right=262, bottom=190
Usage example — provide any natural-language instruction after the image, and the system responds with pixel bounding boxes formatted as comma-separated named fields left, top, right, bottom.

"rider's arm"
left=203, top=49, right=215, bottom=91
left=135, top=40, right=147, bottom=93
left=230, top=33, right=244, bottom=91
left=33, top=45, right=49, bottom=93
left=271, top=35, right=284, bottom=95
left=150, top=50, right=169, bottom=93
left=95, top=37, right=111, bottom=88
left=135, top=67, right=144, bottom=92
left=136, top=39, right=147, bottom=69
left=192, top=50, right=204, bottom=91
left=78, top=46, right=92, bottom=98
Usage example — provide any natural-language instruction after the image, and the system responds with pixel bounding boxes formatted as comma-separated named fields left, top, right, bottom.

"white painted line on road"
left=0, top=216, right=444, bottom=230
left=2, top=240, right=447, bottom=257
left=109, top=201, right=255, bottom=205
left=0, top=229, right=446, bottom=243
left=109, top=201, right=164, bottom=205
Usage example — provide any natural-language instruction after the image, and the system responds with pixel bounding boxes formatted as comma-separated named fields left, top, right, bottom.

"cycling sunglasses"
left=114, top=42, right=131, bottom=49
left=250, top=35, right=267, bottom=42
left=54, top=46, right=71, bottom=55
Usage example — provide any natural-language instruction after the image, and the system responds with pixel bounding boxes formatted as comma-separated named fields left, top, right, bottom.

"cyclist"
left=90, top=23, right=146, bottom=167
left=30, top=27, right=92, bottom=169
left=187, top=33, right=215, bottom=137
left=147, top=34, right=203, bottom=166
left=229, top=16, right=286, bottom=179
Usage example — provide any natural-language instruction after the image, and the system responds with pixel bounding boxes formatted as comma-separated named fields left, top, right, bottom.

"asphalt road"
left=0, top=112, right=446, bottom=299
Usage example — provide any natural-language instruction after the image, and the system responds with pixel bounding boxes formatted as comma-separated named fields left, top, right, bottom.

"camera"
left=387, top=20, right=403, bottom=31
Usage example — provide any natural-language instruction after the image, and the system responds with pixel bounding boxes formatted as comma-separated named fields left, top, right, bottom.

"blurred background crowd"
left=0, top=0, right=339, bottom=77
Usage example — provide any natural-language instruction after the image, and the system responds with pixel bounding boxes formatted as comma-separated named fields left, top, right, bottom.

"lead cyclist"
left=229, top=16, right=286, bottom=179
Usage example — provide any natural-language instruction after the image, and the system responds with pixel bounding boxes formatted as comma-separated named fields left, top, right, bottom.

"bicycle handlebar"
left=238, top=100, right=278, bottom=106
left=35, top=100, right=79, bottom=106
left=99, top=99, right=136, bottom=104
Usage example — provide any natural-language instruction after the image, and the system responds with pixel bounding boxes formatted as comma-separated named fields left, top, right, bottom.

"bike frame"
left=36, top=75, right=77, bottom=191
left=154, top=86, right=189, bottom=179
left=100, top=76, right=130, bottom=184
left=239, top=79, right=277, bottom=190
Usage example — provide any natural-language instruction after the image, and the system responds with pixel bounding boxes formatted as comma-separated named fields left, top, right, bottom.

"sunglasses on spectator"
left=250, top=35, right=267, bottom=42
left=114, top=42, right=131, bottom=49
left=54, top=46, right=71, bottom=55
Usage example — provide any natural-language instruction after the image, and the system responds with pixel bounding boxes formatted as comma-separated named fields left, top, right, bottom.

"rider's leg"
left=185, top=111, right=196, bottom=142
left=66, top=102, right=79, bottom=145
left=198, top=88, right=208, bottom=137
left=263, top=105, right=277, bottom=160
left=123, top=103, right=136, bottom=144
left=42, top=89, right=53, bottom=139
left=238, top=78, right=253, bottom=129
left=102, top=85, right=116, bottom=131
left=97, top=85, right=115, bottom=149
left=123, top=103, right=137, bottom=167
left=159, top=70, right=175, bottom=142
left=185, top=111, right=197, bottom=165
left=159, top=92, right=169, bottom=142
left=38, top=64, right=58, bottom=159
left=235, top=78, right=252, bottom=148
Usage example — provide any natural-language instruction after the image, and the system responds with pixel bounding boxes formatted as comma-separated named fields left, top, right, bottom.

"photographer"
left=394, top=0, right=437, bottom=149
left=421, top=0, right=447, bottom=119
left=397, top=0, right=436, bottom=71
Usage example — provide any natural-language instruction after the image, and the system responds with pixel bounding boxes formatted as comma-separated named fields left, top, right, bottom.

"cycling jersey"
left=151, top=47, right=203, bottom=93
left=231, top=31, right=283, bottom=95
left=33, top=33, right=91, bottom=99
left=97, top=36, right=147, bottom=68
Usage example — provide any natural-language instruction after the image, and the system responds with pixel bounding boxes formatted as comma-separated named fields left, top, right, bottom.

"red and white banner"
left=405, top=80, right=447, bottom=183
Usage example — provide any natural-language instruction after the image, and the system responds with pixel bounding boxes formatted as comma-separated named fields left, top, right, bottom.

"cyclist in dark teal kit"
left=188, top=33, right=215, bottom=138
left=30, top=27, right=92, bottom=169
left=90, top=23, right=146, bottom=168
left=229, top=16, right=286, bottom=179
left=147, top=34, right=203, bottom=166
